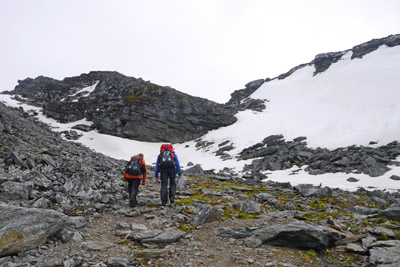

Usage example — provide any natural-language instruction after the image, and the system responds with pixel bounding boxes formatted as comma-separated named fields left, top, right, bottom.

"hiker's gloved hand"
left=122, top=177, right=126, bottom=182
left=155, top=177, right=159, bottom=184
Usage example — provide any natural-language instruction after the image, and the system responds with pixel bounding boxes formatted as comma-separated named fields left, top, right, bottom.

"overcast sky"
left=1, top=0, right=399, bottom=103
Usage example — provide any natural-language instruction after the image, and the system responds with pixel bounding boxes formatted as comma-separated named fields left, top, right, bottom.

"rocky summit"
left=1, top=97, right=400, bottom=266
left=6, top=71, right=238, bottom=143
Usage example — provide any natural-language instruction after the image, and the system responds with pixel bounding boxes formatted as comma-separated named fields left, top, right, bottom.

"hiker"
left=154, top=144, right=182, bottom=206
left=123, top=153, right=147, bottom=208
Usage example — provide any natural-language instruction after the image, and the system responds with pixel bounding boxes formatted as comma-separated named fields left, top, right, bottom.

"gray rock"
left=140, top=227, right=185, bottom=243
left=369, top=247, right=400, bottom=265
left=293, top=185, right=332, bottom=198
left=191, top=205, right=222, bottom=225
left=366, top=226, right=395, bottom=238
left=0, top=203, right=69, bottom=257
left=32, top=197, right=51, bottom=209
left=379, top=207, right=400, bottom=221
left=345, top=205, right=380, bottom=215
left=243, top=237, right=263, bottom=248
left=219, top=219, right=345, bottom=251
left=0, top=181, right=30, bottom=201
left=233, top=201, right=262, bottom=214
left=390, top=175, right=400, bottom=181
left=116, top=222, right=130, bottom=229
left=346, top=243, right=367, bottom=254
left=80, top=241, right=115, bottom=251
left=185, top=164, right=204, bottom=176
left=131, top=223, right=147, bottom=231
left=107, top=257, right=129, bottom=267
left=254, top=220, right=344, bottom=250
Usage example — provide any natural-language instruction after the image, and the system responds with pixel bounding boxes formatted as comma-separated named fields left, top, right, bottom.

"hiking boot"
left=170, top=199, right=174, bottom=204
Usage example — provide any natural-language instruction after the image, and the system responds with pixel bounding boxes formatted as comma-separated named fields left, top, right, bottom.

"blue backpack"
left=125, top=156, right=143, bottom=175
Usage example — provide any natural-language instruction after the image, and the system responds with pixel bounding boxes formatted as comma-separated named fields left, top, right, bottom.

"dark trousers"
left=160, top=168, right=176, bottom=205
left=127, top=178, right=141, bottom=206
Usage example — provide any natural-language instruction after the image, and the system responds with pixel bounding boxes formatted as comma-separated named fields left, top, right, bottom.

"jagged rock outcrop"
left=6, top=71, right=237, bottom=143
left=226, top=79, right=268, bottom=111
left=239, top=134, right=400, bottom=178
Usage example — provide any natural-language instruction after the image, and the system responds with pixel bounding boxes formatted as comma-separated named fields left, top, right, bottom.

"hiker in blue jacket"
left=154, top=144, right=182, bottom=206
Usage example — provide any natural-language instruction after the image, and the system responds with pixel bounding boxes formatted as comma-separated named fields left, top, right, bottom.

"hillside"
left=1, top=101, right=400, bottom=266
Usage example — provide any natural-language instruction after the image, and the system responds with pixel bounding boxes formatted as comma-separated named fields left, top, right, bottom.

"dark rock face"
left=312, top=51, right=346, bottom=75
left=7, top=71, right=237, bottom=143
left=352, top=34, right=400, bottom=59
left=311, top=34, right=400, bottom=75
left=226, top=79, right=266, bottom=106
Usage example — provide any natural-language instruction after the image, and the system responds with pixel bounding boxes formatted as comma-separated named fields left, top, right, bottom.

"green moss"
left=294, top=211, right=329, bottom=222
left=175, top=198, right=194, bottom=206
left=305, top=249, right=317, bottom=257
left=309, top=202, right=326, bottom=209
left=223, top=208, right=233, bottom=219
left=361, top=221, right=373, bottom=227
left=236, top=212, right=258, bottom=220
left=0, top=231, right=23, bottom=248
left=377, top=235, right=389, bottom=241
left=208, top=199, right=231, bottom=205
left=393, top=232, right=400, bottom=240
left=183, top=207, right=194, bottom=214
left=276, top=197, right=287, bottom=203
left=178, top=224, right=194, bottom=233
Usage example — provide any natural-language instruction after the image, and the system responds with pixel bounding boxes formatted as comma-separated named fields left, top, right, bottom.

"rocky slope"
left=5, top=71, right=238, bottom=143
left=1, top=99, right=400, bottom=266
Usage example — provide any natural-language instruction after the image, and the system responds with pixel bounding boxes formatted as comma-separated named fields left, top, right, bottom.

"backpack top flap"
left=160, top=144, right=173, bottom=152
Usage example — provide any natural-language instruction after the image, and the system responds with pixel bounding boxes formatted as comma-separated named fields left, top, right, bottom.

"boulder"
left=0, top=203, right=69, bottom=257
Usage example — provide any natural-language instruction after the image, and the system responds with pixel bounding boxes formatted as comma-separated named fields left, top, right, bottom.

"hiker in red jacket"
left=154, top=144, right=182, bottom=206
left=123, top=153, right=147, bottom=208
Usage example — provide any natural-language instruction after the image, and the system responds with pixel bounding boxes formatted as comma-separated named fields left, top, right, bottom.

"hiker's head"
left=138, top=153, right=144, bottom=158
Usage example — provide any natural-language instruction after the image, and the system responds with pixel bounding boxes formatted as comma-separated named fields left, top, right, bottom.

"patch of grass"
left=236, top=212, right=258, bottom=220
left=305, top=249, right=318, bottom=257
left=175, top=198, right=194, bottom=206
left=376, top=235, right=389, bottom=241
left=184, top=207, right=195, bottom=214
left=394, top=232, right=400, bottom=240
left=223, top=208, right=233, bottom=219
left=178, top=223, right=194, bottom=233
left=208, top=199, right=231, bottom=205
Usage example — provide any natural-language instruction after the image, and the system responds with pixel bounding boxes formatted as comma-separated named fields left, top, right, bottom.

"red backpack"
left=159, top=144, right=175, bottom=169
